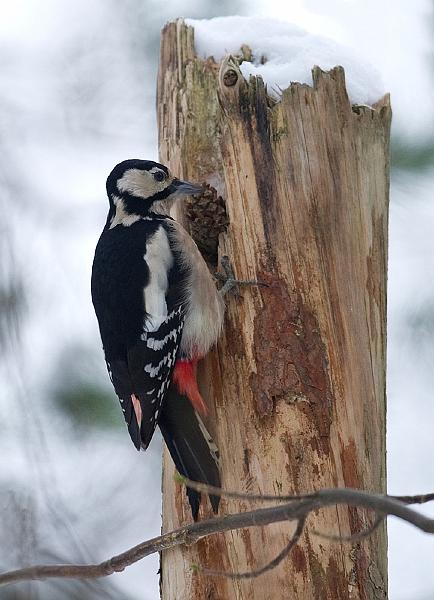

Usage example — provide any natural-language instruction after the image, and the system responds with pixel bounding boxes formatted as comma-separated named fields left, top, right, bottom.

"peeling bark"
left=158, top=19, right=390, bottom=600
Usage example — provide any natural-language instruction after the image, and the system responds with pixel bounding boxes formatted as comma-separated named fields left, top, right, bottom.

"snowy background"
left=0, top=1, right=433, bottom=599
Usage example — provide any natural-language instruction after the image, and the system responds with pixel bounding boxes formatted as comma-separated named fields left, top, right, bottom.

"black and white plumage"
left=91, top=159, right=224, bottom=519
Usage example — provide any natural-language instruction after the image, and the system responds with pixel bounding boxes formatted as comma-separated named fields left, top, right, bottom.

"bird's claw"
left=215, top=255, right=269, bottom=298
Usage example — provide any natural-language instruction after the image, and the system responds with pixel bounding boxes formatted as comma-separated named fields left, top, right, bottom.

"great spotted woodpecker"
left=91, top=159, right=224, bottom=519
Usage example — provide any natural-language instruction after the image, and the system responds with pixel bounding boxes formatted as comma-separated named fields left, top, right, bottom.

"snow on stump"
left=157, top=17, right=390, bottom=600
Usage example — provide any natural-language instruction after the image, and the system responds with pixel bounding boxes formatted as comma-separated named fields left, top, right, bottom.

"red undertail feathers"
left=172, top=359, right=208, bottom=416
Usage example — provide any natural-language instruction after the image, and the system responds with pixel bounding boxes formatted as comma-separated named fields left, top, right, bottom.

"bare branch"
left=181, top=476, right=434, bottom=508
left=312, top=515, right=384, bottom=543
left=198, top=518, right=306, bottom=580
left=1, top=487, right=434, bottom=588
left=393, top=492, right=434, bottom=505
left=177, top=474, right=304, bottom=502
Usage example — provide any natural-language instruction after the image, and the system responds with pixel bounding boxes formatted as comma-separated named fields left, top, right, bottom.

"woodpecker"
left=91, top=159, right=224, bottom=520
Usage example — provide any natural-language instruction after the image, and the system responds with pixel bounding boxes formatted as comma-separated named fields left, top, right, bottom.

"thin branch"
left=1, top=487, right=434, bottom=588
left=181, top=476, right=434, bottom=507
left=178, top=474, right=305, bottom=502
left=393, top=492, right=434, bottom=505
left=198, top=518, right=306, bottom=580
left=312, top=515, right=384, bottom=543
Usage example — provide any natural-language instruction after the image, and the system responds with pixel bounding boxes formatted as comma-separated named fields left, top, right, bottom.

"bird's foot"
left=215, top=255, right=269, bottom=298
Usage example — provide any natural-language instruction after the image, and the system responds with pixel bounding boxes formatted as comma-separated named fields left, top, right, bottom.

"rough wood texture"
left=157, top=19, right=391, bottom=600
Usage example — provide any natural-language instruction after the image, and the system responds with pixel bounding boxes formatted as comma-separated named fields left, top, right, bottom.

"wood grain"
left=157, top=19, right=391, bottom=600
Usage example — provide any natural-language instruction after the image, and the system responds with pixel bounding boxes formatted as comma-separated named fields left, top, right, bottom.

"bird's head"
left=106, top=159, right=203, bottom=225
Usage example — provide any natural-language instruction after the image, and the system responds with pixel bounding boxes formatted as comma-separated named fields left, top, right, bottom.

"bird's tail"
left=158, top=382, right=221, bottom=520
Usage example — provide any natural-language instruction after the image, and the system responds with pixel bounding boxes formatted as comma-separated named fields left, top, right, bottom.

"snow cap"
left=185, top=16, right=384, bottom=106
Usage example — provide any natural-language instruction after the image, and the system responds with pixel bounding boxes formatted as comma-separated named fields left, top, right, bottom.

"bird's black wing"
left=106, top=305, right=185, bottom=450
left=92, top=219, right=186, bottom=450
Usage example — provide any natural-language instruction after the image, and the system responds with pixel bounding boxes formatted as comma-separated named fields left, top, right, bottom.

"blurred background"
left=0, top=1, right=433, bottom=598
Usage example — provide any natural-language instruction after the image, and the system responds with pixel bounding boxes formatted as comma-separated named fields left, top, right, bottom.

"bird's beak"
left=170, top=178, right=203, bottom=197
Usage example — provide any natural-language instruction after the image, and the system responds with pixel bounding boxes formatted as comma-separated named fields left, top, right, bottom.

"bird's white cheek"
left=117, top=168, right=167, bottom=198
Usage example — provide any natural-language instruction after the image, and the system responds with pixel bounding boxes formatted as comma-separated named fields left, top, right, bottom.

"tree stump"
left=157, top=18, right=391, bottom=600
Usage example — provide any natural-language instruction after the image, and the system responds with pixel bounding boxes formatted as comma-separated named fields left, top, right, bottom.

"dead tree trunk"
left=157, top=19, right=391, bottom=600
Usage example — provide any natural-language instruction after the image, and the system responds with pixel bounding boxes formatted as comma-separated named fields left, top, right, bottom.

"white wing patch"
left=143, top=226, right=173, bottom=331
left=138, top=305, right=185, bottom=429
left=144, top=355, right=170, bottom=377
left=146, top=329, right=177, bottom=350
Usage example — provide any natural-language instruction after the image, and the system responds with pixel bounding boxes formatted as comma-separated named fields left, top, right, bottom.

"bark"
left=157, top=18, right=391, bottom=600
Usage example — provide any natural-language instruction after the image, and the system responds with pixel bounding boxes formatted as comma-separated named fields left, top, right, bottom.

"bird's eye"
left=153, top=171, right=165, bottom=182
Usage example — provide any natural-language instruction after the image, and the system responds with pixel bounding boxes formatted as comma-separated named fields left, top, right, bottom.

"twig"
left=1, top=487, right=434, bottom=588
left=312, top=515, right=384, bottom=543
left=180, top=476, right=434, bottom=507
left=177, top=474, right=304, bottom=502
left=198, top=518, right=306, bottom=580
left=393, top=492, right=434, bottom=505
